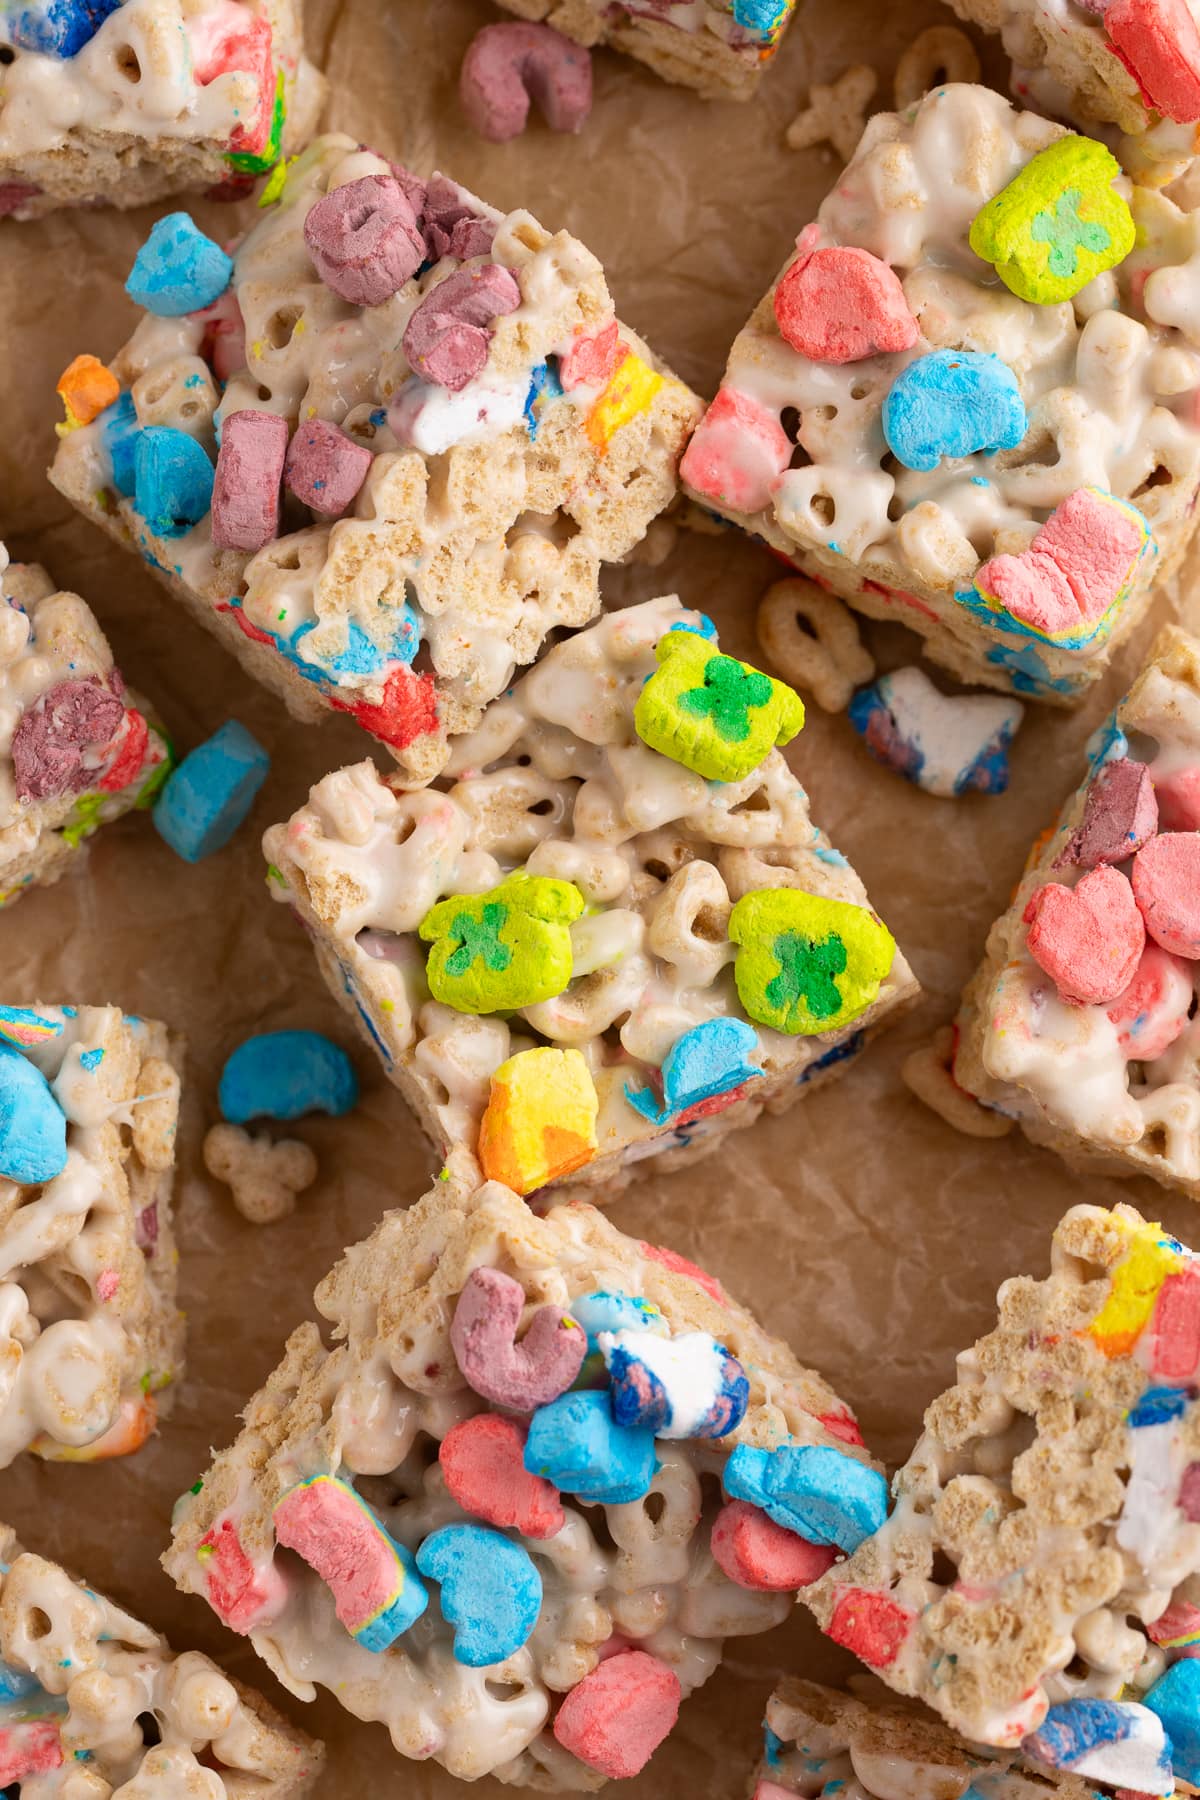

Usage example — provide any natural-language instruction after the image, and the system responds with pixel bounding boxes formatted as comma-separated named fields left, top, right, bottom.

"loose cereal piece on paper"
left=954, top=625, right=1200, bottom=1201
left=681, top=83, right=1200, bottom=707
left=0, top=545, right=171, bottom=911
left=944, top=0, right=1200, bottom=189
left=50, top=133, right=703, bottom=783
left=490, top=0, right=800, bottom=101
left=802, top=1200, right=1200, bottom=1797
left=0, top=0, right=324, bottom=221
left=0, top=1521, right=321, bottom=1792
left=752, top=1675, right=1192, bottom=1798
left=0, top=1003, right=183, bottom=1467
left=165, top=1161, right=883, bottom=1787
left=262, top=596, right=918, bottom=1202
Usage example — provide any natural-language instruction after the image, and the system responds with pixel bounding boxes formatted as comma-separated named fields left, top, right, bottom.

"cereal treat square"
left=0, top=546, right=171, bottom=912
left=681, top=83, right=1200, bottom=707
left=954, top=624, right=1200, bottom=1199
left=492, top=0, right=799, bottom=100
left=0, top=0, right=325, bottom=222
left=802, top=1202, right=1200, bottom=1798
left=752, top=1677, right=1191, bottom=1798
left=165, top=1162, right=886, bottom=1788
left=50, top=134, right=703, bottom=783
left=0, top=1002, right=184, bottom=1468
left=0, top=1521, right=323, bottom=1793
left=262, top=595, right=917, bottom=1201
left=944, top=0, right=1200, bottom=191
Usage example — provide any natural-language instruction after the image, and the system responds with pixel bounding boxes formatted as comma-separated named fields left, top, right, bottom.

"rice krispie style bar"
left=0, top=1521, right=322, bottom=1794
left=491, top=0, right=799, bottom=100
left=954, top=624, right=1200, bottom=1198
left=263, top=595, right=918, bottom=1201
left=803, top=1202, right=1200, bottom=1797
left=50, top=133, right=703, bottom=782
left=0, top=0, right=325, bottom=221
left=682, top=83, right=1200, bottom=706
left=166, top=1162, right=886, bottom=1789
left=0, top=1002, right=183, bottom=1468
left=752, top=1676, right=1193, bottom=1798
left=0, top=546, right=171, bottom=911
left=944, top=0, right=1200, bottom=190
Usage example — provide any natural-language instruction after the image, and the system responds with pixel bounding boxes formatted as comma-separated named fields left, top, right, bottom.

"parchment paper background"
left=3, top=3, right=1199, bottom=1791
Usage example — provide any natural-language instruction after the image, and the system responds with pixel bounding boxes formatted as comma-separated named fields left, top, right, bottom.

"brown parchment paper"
left=5, top=3, right=1200, bottom=1792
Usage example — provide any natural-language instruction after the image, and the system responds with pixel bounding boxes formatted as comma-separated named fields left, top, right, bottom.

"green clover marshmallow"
left=728, top=889, right=895, bottom=1036
left=968, top=136, right=1134, bottom=306
left=419, top=872, right=585, bottom=1014
left=634, top=630, right=804, bottom=782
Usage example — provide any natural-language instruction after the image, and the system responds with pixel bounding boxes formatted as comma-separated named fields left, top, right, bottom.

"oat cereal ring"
left=893, top=27, right=981, bottom=111
left=785, top=66, right=877, bottom=162
left=757, top=579, right=875, bottom=713
left=901, top=1024, right=1013, bottom=1138
left=203, top=1124, right=319, bottom=1225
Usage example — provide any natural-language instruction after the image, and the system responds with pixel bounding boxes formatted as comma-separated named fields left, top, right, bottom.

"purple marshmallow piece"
left=304, top=174, right=425, bottom=309
left=1059, top=757, right=1159, bottom=868
left=211, top=410, right=289, bottom=553
left=402, top=263, right=522, bottom=393
left=12, top=675, right=126, bottom=802
left=285, top=419, right=373, bottom=518
left=459, top=22, right=593, bottom=144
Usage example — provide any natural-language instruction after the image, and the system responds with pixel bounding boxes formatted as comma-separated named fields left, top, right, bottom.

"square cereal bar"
left=0, top=1002, right=183, bottom=1467
left=803, top=1202, right=1200, bottom=1797
left=682, top=83, right=1200, bottom=706
left=165, top=1160, right=885, bottom=1788
left=0, top=546, right=171, bottom=911
left=943, top=0, right=1200, bottom=190
left=50, top=132, right=703, bottom=782
left=752, top=1676, right=1187, bottom=1798
left=0, top=1521, right=322, bottom=1793
left=954, top=624, right=1200, bottom=1199
left=492, top=0, right=799, bottom=100
left=262, top=595, right=917, bottom=1201
left=0, top=0, right=324, bottom=221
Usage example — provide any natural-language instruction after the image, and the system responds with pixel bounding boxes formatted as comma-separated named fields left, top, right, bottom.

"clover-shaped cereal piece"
left=728, top=890, right=896, bottom=1035
left=419, top=873, right=585, bottom=1014
left=969, top=135, right=1135, bottom=305
left=634, top=629, right=804, bottom=782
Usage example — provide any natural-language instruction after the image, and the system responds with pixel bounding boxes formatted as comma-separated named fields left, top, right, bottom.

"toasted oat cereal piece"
left=681, top=83, right=1200, bottom=707
left=0, top=1003, right=183, bottom=1467
left=165, top=1158, right=882, bottom=1787
left=50, top=134, right=703, bottom=783
left=0, top=0, right=324, bottom=222
left=0, top=1520, right=321, bottom=1792
left=951, top=625, right=1200, bottom=1200
left=802, top=1199, right=1200, bottom=1796
left=262, top=595, right=918, bottom=1201
left=752, top=1675, right=1194, bottom=1797
left=0, top=545, right=171, bottom=911
left=944, top=0, right=1200, bottom=190
left=490, top=0, right=800, bottom=101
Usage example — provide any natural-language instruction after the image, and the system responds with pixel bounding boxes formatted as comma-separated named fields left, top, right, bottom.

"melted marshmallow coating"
left=0, top=1004, right=183, bottom=1469
left=165, top=1167, right=877, bottom=1789
left=0, top=1521, right=321, bottom=1796
left=262, top=595, right=917, bottom=1197
left=683, top=84, right=1200, bottom=700
left=805, top=1202, right=1200, bottom=1752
